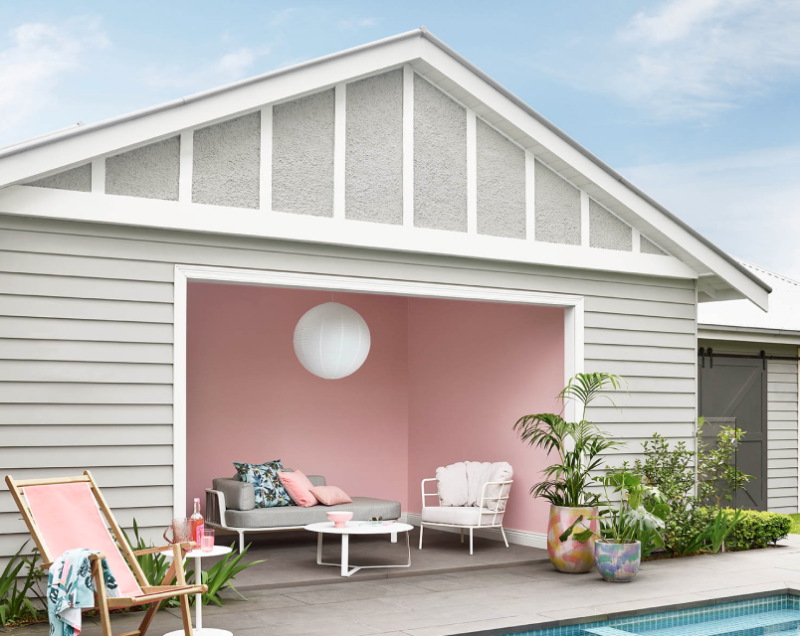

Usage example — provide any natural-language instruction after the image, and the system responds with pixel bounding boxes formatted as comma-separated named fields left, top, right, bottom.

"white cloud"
left=269, top=8, right=297, bottom=28
left=621, top=145, right=800, bottom=278
left=145, top=45, right=270, bottom=91
left=532, top=0, right=800, bottom=121
left=337, top=17, right=378, bottom=30
left=0, top=16, right=108, bottom=138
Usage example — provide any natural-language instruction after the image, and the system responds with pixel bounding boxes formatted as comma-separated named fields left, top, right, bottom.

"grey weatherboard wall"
left=535, top=160, right=581, bottom=245
left=106, top=137, right=180, bottom=201
left=698, top=339, right=799, bottom=513
left=345, top=70, right=404, bottom=225
left=273, top=89, right=335, bottom=217
left=476, top=118, right=526, bottom=239
left=193, top=112, right=261, bottom=209
left=28, top=164, right=92, bottom=192
left=0, top=212, right=698, bottom=566
left=413, top=73, right=467, bottom=232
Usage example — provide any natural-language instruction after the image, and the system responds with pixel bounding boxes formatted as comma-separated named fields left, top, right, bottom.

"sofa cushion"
left=233, top=461, right=293, bottom=508
left=279, top=471, right=318, bottom=507
left=309, top=485, right=352, bottom=506
left=213, top=478, right=255, bottom=511
left=421, top=506, right=497, bottom=526
left=224, top=497, right=400, bottom=529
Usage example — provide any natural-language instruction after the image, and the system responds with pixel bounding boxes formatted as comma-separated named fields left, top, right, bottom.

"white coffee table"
left=304, top=520, right=414, bottom=577
left=164, top=544, right=232, bottom=636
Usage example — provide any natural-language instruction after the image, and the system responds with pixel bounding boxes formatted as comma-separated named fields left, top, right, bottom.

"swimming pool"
left=508, top=594, right=800, bottom=636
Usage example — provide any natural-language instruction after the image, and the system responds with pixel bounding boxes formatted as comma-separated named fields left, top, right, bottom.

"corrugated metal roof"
left=699, top=261, right=800, bottom=333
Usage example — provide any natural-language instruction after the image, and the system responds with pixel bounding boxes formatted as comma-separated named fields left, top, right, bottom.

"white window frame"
left=172, top=263, right=585, bottom=516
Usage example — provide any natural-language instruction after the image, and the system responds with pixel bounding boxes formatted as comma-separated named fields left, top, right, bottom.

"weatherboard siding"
left=0, top=213, right=697, bottom=562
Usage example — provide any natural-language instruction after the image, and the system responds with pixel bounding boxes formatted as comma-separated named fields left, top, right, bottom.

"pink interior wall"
left=187, top=283, right=563, bottom=535
left=187, top=283, right=410, bottom=513
left=407, top=299, right=564, bottom=534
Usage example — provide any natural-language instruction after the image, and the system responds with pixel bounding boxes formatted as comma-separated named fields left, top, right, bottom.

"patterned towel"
left=48, top=548, right=119, bottom=636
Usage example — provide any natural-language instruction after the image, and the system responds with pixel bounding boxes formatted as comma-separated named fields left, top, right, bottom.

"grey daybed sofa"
left=205, top=471, right=401, bottom=552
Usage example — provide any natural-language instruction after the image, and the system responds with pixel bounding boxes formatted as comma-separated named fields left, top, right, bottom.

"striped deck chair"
left=5, top=471, right=206, bottom=636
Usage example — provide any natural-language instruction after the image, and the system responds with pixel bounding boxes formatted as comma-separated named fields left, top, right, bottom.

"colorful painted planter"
left=595, top=540, right=641, bottom=582
left=546, top=505, right=598, bottom=573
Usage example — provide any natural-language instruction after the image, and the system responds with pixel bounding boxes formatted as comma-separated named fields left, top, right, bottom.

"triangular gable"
left=0, top=28, right=769, bottom=309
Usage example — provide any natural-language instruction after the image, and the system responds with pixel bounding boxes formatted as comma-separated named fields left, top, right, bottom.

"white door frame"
left=172, top=263, right=585, bottom=516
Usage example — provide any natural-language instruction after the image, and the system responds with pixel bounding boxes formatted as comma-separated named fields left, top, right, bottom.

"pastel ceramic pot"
left=594, top=540, right=641, bottom=582
left=326, top=511, right=353, bottom=528
left=547, top=505, right=599, bottom=573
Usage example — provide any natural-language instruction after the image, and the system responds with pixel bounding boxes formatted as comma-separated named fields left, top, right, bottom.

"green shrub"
left=712, top=508, right=792, bottom=550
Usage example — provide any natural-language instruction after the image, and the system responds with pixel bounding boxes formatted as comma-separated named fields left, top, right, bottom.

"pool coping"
left=450, top=583, right=800, bottom=636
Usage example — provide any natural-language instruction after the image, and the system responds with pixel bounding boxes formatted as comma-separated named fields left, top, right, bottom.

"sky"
left=2, top=0, right=800, bottom=277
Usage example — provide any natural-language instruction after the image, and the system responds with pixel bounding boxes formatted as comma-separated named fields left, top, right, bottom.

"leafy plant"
left=559, top=466, right=669, bottom=547
left=707, top=507, right=742, bottom=553
left=122, top=519, right=183, bottom=609
left=186, top=544, right=264, bottom=606
left=513, top=372, right=625, bottom=507
left=634, top=433, right=696, bottom=503
left=0, top=542, right=45, bottom=627
left=716, top=508, right=792, bottom=550
left=697, top=422, right=753, bottom=507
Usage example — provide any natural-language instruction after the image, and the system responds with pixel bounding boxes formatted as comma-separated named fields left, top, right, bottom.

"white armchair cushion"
left=435, top=462, right=469, bottom=507
left=434, top=461, right=513, bottom=511
left=421, top=506, right=497, bottom=526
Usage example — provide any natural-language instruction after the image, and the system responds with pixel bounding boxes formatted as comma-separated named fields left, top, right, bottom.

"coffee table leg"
left=341, top=534, right=349, bottom=577
left=317, top=532, right=323, bottom=565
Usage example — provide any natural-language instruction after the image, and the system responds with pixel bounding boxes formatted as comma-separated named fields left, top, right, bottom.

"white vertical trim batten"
left=260, top=106, right=272, bottom=212
left=178, top=131, right=193, bottom=203
left=333, top=83, right=346, bottom=220
left=173, top=265, right=188, bottom=517
left=466, top=110, right=477, bottom=234
left=403, top=64, right=414, bottom=227
left=632, top=228, right=641, bottom=252
left=580, top=190, right=590, bottom=248
left=525, top=151, right=536, bottom=241
left=91, top=159, right=105, bottom=195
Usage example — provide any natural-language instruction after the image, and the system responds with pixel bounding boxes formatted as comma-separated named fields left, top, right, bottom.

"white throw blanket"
left=436, top=461, right=513, bottom=511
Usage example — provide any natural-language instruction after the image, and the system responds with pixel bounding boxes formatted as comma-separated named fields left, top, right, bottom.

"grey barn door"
left=698, top=355, right=768, bottom=510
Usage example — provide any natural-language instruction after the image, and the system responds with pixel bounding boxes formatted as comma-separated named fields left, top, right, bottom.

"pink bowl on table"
left=326, top=511, right=353, bottom=528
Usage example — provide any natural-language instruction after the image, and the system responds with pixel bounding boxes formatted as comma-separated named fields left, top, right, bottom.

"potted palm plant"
left=559, top=467, right=669, bottom=582
left=513, top=372, right=624, bottom=573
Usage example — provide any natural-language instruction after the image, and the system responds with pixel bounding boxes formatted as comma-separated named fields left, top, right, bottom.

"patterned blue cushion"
left=232, top=460, right=293, bottom=508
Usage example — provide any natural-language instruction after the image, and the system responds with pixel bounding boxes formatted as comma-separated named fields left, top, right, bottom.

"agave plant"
left=513, top=372, right=625, bottom=508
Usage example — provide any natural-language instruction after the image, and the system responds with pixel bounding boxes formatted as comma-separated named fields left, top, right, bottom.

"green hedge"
left=710, top=508, right=792, bottom=550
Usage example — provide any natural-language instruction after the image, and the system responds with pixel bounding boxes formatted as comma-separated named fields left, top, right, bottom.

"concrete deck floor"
left=10, top=533, right=800, bottom=636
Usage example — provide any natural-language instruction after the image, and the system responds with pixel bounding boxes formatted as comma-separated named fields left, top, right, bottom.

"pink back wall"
left=407, top=299, right=564, bottom=533
left=187, top=283, right=564, bottom=534
left=187, top=283, right=410, bottom=511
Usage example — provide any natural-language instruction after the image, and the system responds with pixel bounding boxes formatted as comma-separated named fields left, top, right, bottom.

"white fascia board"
left=0, top=185, right=699, bottom=280
left=414, top=39, right=769, bottom=311
left=699, top=326, right=800, bottom=346
left=0, top=36, right=423, bottom=188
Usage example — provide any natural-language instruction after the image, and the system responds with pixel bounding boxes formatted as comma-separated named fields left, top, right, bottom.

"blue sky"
left=2, top=1, right=799, bottom=277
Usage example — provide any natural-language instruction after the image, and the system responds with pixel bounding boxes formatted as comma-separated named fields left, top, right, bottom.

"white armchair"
left=419, top=461, right=513, bottom=555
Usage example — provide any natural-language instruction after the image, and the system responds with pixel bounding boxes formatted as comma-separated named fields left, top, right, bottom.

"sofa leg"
left=500, top=526, right=509, bottom=548
left=419, top=524, right=424, bottom=550
left=469, top=528, right=473, bottom=555
left=460, top=528, right=464, bottom=544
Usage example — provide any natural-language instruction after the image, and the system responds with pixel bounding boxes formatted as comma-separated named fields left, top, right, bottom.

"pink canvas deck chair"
left=5, top=471, right=205, bottom=636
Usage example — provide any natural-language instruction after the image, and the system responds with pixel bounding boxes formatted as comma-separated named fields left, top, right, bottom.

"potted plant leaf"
left=559, top=466, right=670, bottom=582
left=513, top=372, right=624, bottom=573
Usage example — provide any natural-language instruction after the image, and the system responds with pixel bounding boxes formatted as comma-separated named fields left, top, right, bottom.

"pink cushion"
left=278, top=471, right=318, bottom=507
left=310, top=486, right=353, bottom=506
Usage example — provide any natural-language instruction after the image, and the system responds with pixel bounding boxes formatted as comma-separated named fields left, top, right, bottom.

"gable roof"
left=0, top=28, right=770, bottom=309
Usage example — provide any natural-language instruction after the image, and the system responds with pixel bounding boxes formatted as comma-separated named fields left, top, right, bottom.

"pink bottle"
left=190, top=497, right=204, bottom=548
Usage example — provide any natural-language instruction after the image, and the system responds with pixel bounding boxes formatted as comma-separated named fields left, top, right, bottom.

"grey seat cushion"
left=225, top=497, right=401, bottom=529
left=213, top=472, right=326, bottom=511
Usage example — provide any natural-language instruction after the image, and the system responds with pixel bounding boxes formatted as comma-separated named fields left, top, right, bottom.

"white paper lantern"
left=293, top=302, right=371, bottom=379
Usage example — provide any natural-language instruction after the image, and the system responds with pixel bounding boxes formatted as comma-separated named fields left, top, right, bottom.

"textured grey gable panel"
left=273, top=89, right=335, bottom=217
left=106, top=137, right=180, bottom=201
left=641, top=236, right=666, bottom=255
left=193, top=112, right=260, bottom=209
left=589, top=199, right=632, bottom=251
left=345, top=70, right=403, bottom=225
left=413, top=74, right=467, bottom=232
left=476, top=119, right=525, bottom=239
left=29, top=164, right=91, bottom=192
left=535, top=160, right=580, bottom=245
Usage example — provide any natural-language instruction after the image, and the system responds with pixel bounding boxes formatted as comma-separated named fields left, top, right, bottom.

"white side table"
left=304, top=521, right=413, bottom=577
left=164, top=544, right=232, bottom=636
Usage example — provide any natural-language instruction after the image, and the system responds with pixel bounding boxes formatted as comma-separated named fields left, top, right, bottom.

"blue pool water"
left=509, top=594, right=800, bottom=636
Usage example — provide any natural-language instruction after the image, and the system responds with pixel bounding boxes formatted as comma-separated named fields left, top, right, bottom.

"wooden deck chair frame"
left=5, top=471, right=207, bottom=636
